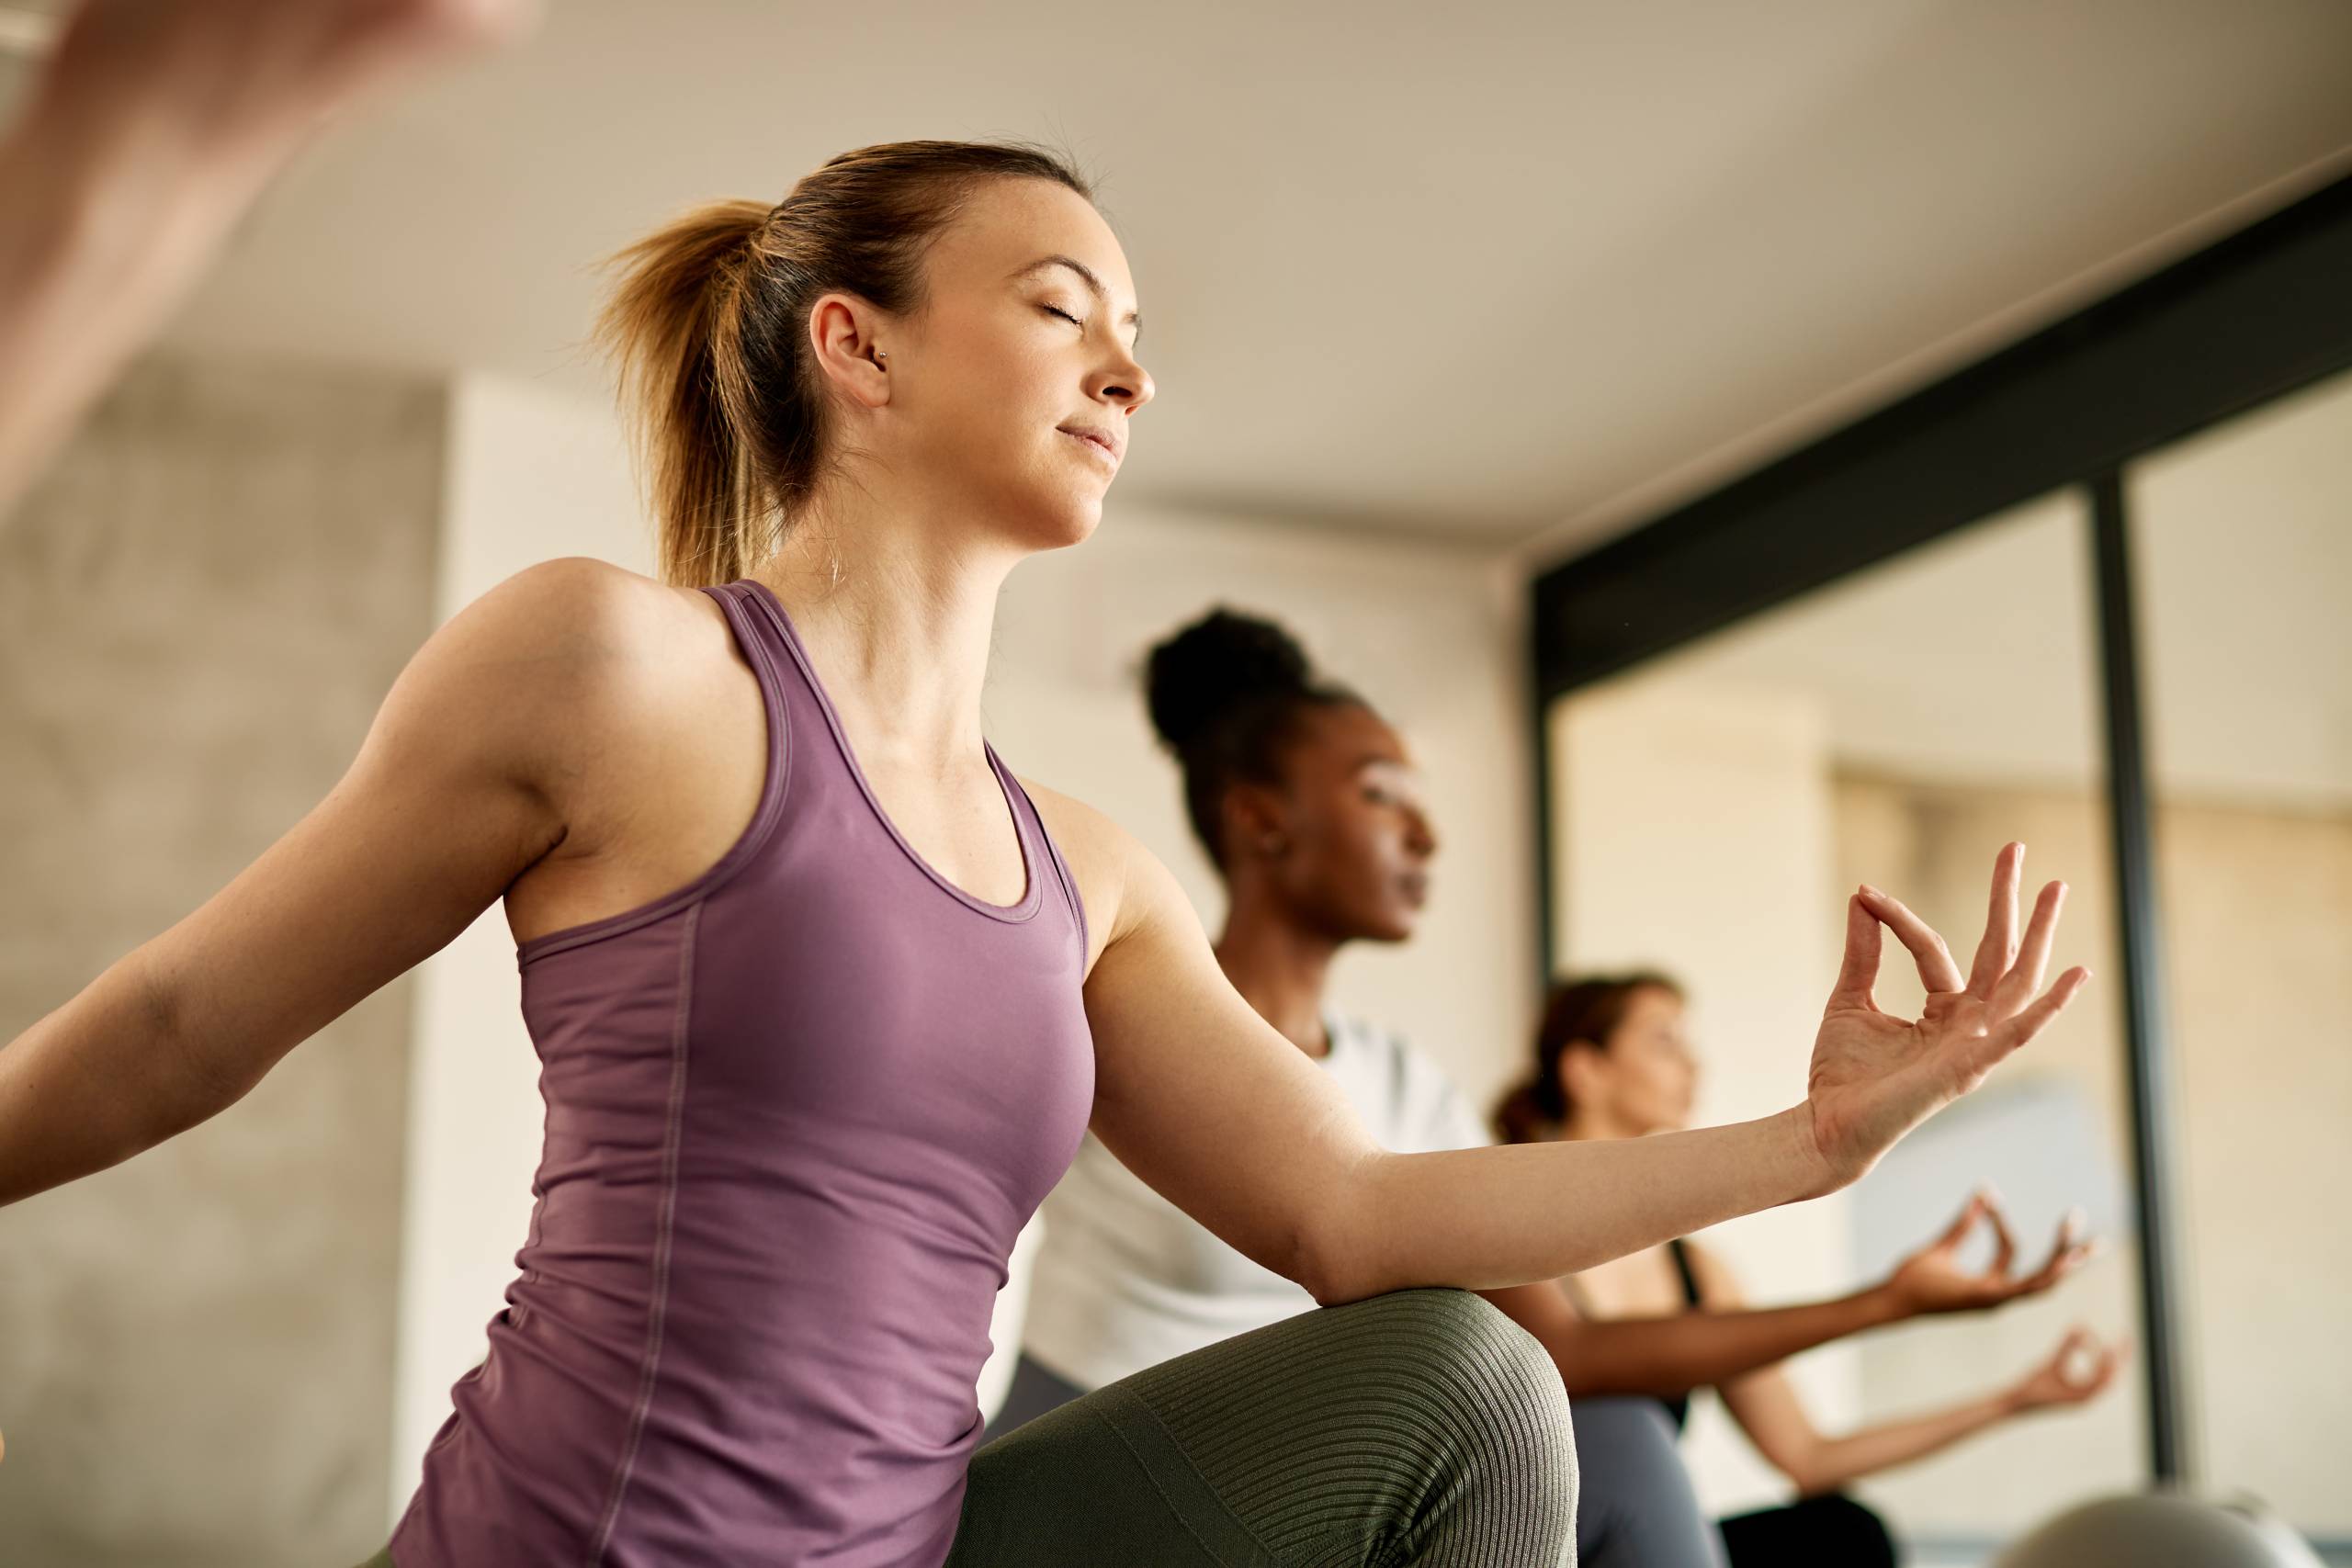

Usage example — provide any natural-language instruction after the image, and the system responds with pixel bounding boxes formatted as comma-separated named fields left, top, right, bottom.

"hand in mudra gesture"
left=2012, top=1326, right=2128, bottom=1413
left=1805, top=843, right=2092, bottom=1190
left=1884, top=1190, right=2096, bottom=1316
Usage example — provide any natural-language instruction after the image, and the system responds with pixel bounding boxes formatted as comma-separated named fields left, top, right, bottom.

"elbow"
left=1287, top=1212, right=1366, bottom=1308
left=132, top=961, right=254, bottom=1136
left=1781, top=1453, right=1838, bottom=1499
left=1283, top=1174, right=1390, bottom=1308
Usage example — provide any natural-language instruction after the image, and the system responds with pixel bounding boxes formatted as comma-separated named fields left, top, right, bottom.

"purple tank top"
left=390, top=580, right=1097, bottom=1566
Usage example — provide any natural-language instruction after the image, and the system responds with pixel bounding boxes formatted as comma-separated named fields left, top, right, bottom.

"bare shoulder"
left=429, top=558, right=725, bottom=713
left=440, top=556, right=707, bottom=674
left=1016, top=779, right=1193, bottom=969
left=391, top=558, right=742, bottom=816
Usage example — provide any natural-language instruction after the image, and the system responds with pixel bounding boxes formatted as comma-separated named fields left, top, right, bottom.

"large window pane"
left=1544, top=493, right=2144, bottom=1557
left=2130, top=369, right=2352, bottom=1544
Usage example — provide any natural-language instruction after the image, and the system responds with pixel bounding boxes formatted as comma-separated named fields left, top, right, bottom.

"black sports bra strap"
left=1668, top=1237, right=1702, bottom=1309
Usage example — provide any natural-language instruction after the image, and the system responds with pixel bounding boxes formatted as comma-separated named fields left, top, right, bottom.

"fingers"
left=1984, top=966, right=2094, bottom=1066
left=1981, top=1189, right=2020, bottom=1278
left=2053, top=1326, right=2123, bottom=1397
left=2048, top=1326, right=2095, bottom=1381
left=1929, top=1190, right=1988, bottom=1251
left=1829, top=893, right=1883, bottom=1009
left=1967, top=843, right=2024, bottom=996
left=2052, top=1324, right=2096, bottom=1359
left=1994, top=879, right=2068, bottom=1010
left=2017, top=1207, right=2094, bottom=1294
left=1858, top=885, right=1967, bottom=994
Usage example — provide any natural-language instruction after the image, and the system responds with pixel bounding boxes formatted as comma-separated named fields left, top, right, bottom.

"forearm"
left=1784, top=1385, right=2021, bottom=1495
left=1537, top=1286, right=1908, bottom=1399
left=0, top=952, right=238, bottom=1208
left=1318, top=1109, right=1830, bottom=1303
left=0, top=92, right=283, bottom=513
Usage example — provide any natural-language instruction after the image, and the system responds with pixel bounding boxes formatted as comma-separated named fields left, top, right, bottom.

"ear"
left=1222, top=781, right=1294, bottom=863
left=807, top=291, right=892, bottom=411
left=1556, top=1041, right=1607, bottom=1105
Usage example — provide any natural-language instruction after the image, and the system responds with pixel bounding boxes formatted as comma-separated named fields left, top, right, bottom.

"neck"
left=1214, top=892, right=1340, bottom=1059
left=751, top=481, right=1020, bottom=768
left=1559, top=1108, right=1640, bottom=1143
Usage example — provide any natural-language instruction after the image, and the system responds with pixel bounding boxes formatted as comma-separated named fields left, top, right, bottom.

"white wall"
left=387, top=375, right=1538, bottom=1513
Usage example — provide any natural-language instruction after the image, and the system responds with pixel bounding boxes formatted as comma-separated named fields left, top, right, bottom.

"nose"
left=1091, top=342, right=1154, bottom=415
left=1406, top=807, right=1438, bottom=859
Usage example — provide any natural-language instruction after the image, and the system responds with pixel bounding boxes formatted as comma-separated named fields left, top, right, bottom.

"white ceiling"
left=16, top=0, right=2352, bottom=545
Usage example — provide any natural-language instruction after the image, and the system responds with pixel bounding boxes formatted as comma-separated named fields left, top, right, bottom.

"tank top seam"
left=1003, top=769, right=1091, bottom=965
left=737, top=577, right=1046, bottom=926
left=514, top=583, right=794, bottom=970
left=584, top=900, right=699, bottom=1564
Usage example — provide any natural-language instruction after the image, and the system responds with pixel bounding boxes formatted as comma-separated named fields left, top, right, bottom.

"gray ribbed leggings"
left=999, top=1373, right=1728, bottom=1568
left=356, top=1290, right=1577, bottom=1567
left=955, top=1288, right=1577, bottom=1566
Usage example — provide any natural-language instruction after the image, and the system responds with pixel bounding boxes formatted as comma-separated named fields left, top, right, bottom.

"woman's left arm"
left=1053, top=800, right=2085, bottom=1306
left=1694, top=1242, right=2124, bottom=1495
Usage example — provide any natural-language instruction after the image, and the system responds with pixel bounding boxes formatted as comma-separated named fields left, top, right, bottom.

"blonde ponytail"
left=596, top=200, right=774, bottom=587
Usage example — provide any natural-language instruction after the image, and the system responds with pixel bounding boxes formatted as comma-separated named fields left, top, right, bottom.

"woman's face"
left=1573, top=987, right=1699, bottom=1135
left=1254, top=703, right=1439, bottom=944
left=880, top=177, right=1152, bottom=552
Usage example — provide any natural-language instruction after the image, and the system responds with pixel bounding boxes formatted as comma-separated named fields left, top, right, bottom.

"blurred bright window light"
left=0, top=8, right=60, bottom=60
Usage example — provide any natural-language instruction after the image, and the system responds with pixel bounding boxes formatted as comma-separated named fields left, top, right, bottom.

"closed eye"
left=1040, top=304, right=1083, bottom=327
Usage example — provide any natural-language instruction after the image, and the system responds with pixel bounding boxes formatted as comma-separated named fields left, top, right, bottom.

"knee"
left=1355, top=1289, right=1573, bottom=1416
left=1345, top=1290, right=1578, bottom=1506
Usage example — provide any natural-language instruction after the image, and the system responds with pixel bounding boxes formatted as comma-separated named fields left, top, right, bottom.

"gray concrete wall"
left=0, top=358, right=443, bottom=1567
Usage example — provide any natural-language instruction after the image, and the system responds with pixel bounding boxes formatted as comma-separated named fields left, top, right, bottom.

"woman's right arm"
left=1068, top=812, right=2087, bottom=1302
left=0, top=560, right=623, bottom=1209
left=1481, top=1191, right=2092, bottom=1397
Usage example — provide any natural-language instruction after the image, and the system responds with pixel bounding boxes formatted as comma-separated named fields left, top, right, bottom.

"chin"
left=1017, top=488, right=1107, bottom=552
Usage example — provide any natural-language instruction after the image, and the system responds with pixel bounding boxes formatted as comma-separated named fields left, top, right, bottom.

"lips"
left=1058, top=424, right=1123, bottom=464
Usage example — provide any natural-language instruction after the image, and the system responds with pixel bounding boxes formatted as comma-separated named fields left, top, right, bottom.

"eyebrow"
left=1013, top=254, right=1143, bottom=342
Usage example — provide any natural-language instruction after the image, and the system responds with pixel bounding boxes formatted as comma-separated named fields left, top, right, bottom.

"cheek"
left=1334, top=807, right=1397, bottom=860
left=1323, top=823, right=1396, bottom=897
left=923, top=323, right=1054, bottom=421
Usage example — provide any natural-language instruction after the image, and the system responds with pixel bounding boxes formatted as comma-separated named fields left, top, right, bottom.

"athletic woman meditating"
left=0, top=14, right=2093, bottom=1561
left=1499, top=974, right=2125, bottom=1565
left=1001, top=607, right=2100, bottom=1567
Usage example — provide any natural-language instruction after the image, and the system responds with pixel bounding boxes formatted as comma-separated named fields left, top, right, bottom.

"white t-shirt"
left=1021, top=1010, right=1492, bottom=1391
